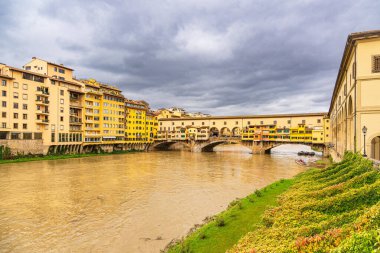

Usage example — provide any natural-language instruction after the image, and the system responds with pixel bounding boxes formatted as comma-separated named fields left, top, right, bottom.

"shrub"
left=255, top=189, right=262, bottom=197
left=215, top=217, right=225, bottom=227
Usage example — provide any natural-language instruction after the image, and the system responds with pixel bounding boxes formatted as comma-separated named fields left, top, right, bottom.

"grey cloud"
left=1, top=0, right=380, bottom=115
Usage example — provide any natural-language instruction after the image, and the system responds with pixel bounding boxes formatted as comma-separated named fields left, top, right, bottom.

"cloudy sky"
left=1, top=0, right=379, bottom=115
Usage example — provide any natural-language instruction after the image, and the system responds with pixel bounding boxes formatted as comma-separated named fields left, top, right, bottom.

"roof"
left=328, top=30, right=380, bottom=115
left=159, top=112, right=327, bottom=121
left=26, top=57, right=74, bottom=71
left=8, top=66, right=48, bottom=78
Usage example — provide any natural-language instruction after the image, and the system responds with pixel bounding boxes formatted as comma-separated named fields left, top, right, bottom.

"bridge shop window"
left=373, top=55, right=380, bottom=73
left=212, top=122, right=215, bottom=125
left=224, top=121, right=227, bottom=125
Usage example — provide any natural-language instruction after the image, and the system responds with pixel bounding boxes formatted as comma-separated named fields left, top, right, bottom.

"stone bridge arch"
left=220, top=127, right=231, bottom=137
left=232, top=127, right=241, bottom=137
left=150, top=141, right=190, bottom=151
left=210, top=127, right=219, bottom=137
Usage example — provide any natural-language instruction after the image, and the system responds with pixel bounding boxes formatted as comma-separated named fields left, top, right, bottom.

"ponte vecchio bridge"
left=152, top=112, right=330, bottom=155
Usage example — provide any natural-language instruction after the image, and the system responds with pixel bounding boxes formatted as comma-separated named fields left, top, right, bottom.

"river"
left=0, top=144, right=318, bottom=253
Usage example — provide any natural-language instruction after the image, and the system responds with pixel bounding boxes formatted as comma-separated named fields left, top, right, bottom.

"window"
left=60, top=99, right=64, bottom=104
left=224, top=121, right=227, bottom=125
left=60, top=90, right=64, bottom=96
left=51, top=132, right=55, bottom=142
left=23, top=104, right=28, bottom=110
left=60, top=125, right=64, bottom=130
left=13, top=92, right=18, bottom=99
left=273, top=120, right=277, bottom=125
left=60, top=107, right=64, bottom=113
left=22, top=94, right=28, bottom=100
left=1, top=112, right=6, bottom=118
left=2, top=91, right=6, bottom=97
left=373, top=55, right=380, bottom=73
left=1, top=122, right=6, bottom=128
left=352, top=62, right=356, bottom=78
left=260, top=121, right=264, bottom=125
left=317, top=119, right=321, bottom=123
left=172, top=122, right=174, bottom=126
left=51, top=80, right=56, bottom=85
left=213, top=122, right=215, bottom=125
left=34, top=133, right=42, bottom=139
left=302, top=120, right=306, bottom=124
left=23, top=84, right=28, bottom=90
left=23, top=114, right=27, bottom=120
left=51, top=124, right=55, bottom=130
left=54, top=67, right=57, bottom=72
left=13, top=82, right=19, bottom=88
left=13, top=113, right=18, bottom=119
left=247, top=121, right=251, bottom=125
left=13, top=123, right=18, bottom=129
left=11, top=132, right=20, bottom=139
left=13, top=103, right=18, bottom=109
left=60, top=116, right=63, bottom=122
left=59, top=68, right=65, bottom=74
left=1, top=80, right=6, bottom=86
left=287, top=120, right=291, bottom=124
left=2, top=101, right=6, bottom=107
left=23, top=124, right=27, bottom=130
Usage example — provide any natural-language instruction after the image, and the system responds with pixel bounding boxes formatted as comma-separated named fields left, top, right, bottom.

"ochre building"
left=329, top=30, right=380, bottom=160
left=0, top=58, right=157, bottom=155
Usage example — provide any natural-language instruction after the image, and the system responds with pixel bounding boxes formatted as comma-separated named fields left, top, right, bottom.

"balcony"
left=36, top=110, right=49, bottom=115
left=36, top=90, right=50, bottom=96
left=70, top=119, right=83, bottom=125
left=36, top=99, right=49, bottom=105
left=36, top=119, right=49, bottom=124
left=70, top=101, right=83, bottom=108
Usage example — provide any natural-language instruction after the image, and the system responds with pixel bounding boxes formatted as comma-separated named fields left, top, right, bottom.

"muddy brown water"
left=0, top=144, right=316, bottom=252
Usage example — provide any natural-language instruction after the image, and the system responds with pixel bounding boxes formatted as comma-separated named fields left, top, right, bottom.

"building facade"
left=158, top=113, right=330, bottom=145
left=329, top=30, right=380, bottom=160
left=0, top=58, right=158, bottom=155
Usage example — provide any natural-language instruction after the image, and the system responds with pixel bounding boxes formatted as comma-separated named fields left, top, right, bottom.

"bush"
left=215, top=217, right=225, bottom=227
left=255, top=189, right=262, bottom=197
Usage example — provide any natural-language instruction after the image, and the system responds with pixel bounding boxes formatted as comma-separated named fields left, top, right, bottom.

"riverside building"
left=329, top=30, right=380, bottom=160
left=0, top=58, right=157, bottom=155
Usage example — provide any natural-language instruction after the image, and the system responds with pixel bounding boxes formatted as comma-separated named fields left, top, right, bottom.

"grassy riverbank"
left=0, top=150, right=141, bottom=164
left=166, top=153, right=380, bottom=252
left=229, top=152, right=380, bottom=252
left=166, top=178, right=295, bottom=253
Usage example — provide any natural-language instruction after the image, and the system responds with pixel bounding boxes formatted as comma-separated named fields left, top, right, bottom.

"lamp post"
left=362, top=126, right=367, bottom=157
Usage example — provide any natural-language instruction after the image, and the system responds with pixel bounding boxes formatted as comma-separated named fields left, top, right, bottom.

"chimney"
left=32, top=57, right=36, bottom=59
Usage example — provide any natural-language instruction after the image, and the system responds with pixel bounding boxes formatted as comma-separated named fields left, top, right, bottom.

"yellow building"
left=329, top=30, right=380, bottom=160
left=99, top=84, right=125, bottom=144
left=146, top=111, right=158, bottom=142
left=125, top=99, right=157, bottom=144
left=0, top=58, right=157, bottom=155
left=82, top=79, right=102, bottom=143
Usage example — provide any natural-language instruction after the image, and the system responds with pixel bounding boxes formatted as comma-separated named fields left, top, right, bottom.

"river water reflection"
left=0, top=144, right=316, bottom=252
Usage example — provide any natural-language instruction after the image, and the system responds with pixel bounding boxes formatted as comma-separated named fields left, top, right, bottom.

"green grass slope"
left=228, top=152, right=380, bottom=253
left=166, top=179, right=294, bottom=253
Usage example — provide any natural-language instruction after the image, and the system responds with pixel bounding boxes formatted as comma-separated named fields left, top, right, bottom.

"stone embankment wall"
left=0, top=140, right=44, bottom=155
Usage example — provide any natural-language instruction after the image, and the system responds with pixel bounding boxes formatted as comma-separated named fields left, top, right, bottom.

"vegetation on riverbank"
left=0, top=150, right=142, bottom=164
left=166, top=153, right=380, bottom=252
left=229, top=152, right=380, bottom=252
left=165, top=178, right=294, bottom=253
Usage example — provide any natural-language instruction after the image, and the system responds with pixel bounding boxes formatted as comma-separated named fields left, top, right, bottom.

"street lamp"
left=362, top=126, right=368, bottom=157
